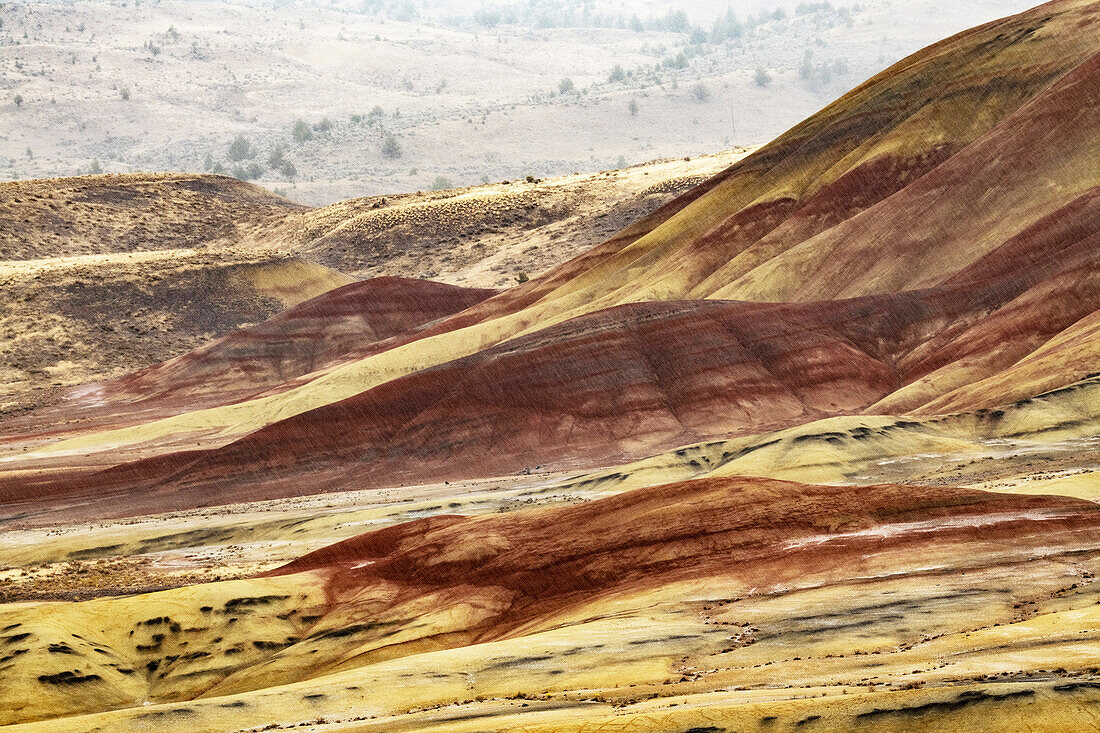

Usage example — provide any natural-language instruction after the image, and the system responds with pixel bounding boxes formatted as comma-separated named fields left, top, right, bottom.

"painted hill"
left=2, top=277, right=496, bottom=444
left=3, top=3, right=1100, bottom=731
left=3, top=476, right=1100, bottom=729
left=4, top=0, right=1099, bottom=520
left=0, top=153, right=748, bottom=415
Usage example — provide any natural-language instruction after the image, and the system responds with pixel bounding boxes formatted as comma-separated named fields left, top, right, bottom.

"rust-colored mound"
left=0, top=276, right=495, bottom=440
left=5, top=1, right=1100, bottom=523
left=272, top=475, right=1100, bottom=629
left=95, top=276, right=495, bottom=407
left=8, top=223, right=1099, bottom=521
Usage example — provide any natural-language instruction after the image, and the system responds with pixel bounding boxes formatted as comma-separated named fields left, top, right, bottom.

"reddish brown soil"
left=270, top=476, right=1100, bottom=636
left=0, top=277, right=495, bottom=440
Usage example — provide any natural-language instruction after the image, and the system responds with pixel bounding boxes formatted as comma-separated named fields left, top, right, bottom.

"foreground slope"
left=3, top=476, right=1100, bottom=730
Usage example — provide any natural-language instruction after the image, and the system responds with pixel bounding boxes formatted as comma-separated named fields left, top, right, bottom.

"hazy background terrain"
left=0, top=0, right=1035, bottom=204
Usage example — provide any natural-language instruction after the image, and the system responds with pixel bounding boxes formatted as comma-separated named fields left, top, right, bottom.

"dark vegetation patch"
left=1053, top=682, right=1100, bottom=692
left=224, top=595, right=291, bottom=610
left=792, top=432, right=846, bottom=445
left=728, top=438, right=782, bottom=460
left=135, top=708, right=196, bottom=721
left=137, top=617, right=173, bottom=627
left=0, top=649, right=30, bottom=664
left=855, top=689, right=1034, bottom=720
left=137, top=528, right=236, bottom=553
left=67, top=545, right=124, bottom=560
left=306, top=620, right=399, bottom=641
left=175, top=667, right=239, bottom=679
left=483, top=654, right=555, bottom=671
left=38, top=670, right=103, bottom=685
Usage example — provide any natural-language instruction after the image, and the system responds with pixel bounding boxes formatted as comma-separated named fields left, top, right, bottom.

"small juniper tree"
left=267, top=146, right=287, bottom=169
left=381, top=132, right=402, bottom=159
left=227, top=135, right=255, bottom=161
left=754, top=67, right=772, bottom=87
left=292, top=119, right=312, bottom=143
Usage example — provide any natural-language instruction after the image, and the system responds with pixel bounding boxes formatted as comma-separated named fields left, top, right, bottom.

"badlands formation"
left=2, top=1, right=1100, bottom=731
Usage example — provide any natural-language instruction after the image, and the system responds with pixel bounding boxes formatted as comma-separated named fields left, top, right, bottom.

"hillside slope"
left=5, top=0, right=1098, bottom=518
left=3, top=476, right=1100, bottom=729
left=0, top=154, right=743, bottom=413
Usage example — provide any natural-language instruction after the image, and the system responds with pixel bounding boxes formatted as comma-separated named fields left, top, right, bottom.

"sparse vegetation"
left=381, top=133, right=402, bottom=159
left=231, top=161, right=264, bottom=180
left=430, top=176, right=454, bottom=190
left=267, top=147, right=298, bottom=179
left=292, top=119, right=312, bottom=143
left=227, top=135, right=256, bottom=162
left=559, top=77, right=575, bottom=95
left=692, top=82, right=711, bottom=101
left=754, top=67, right=772, bottom=87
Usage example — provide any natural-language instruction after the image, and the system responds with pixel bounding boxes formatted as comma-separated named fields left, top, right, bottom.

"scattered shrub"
left=227, top=135, right=256, bottom=161
left=381, top=132, right=402, bottom=158
left=292, top=119, right=312, bottom=143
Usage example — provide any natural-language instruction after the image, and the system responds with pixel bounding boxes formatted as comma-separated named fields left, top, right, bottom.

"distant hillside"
left=0, top=0, right=1035, bottom=204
